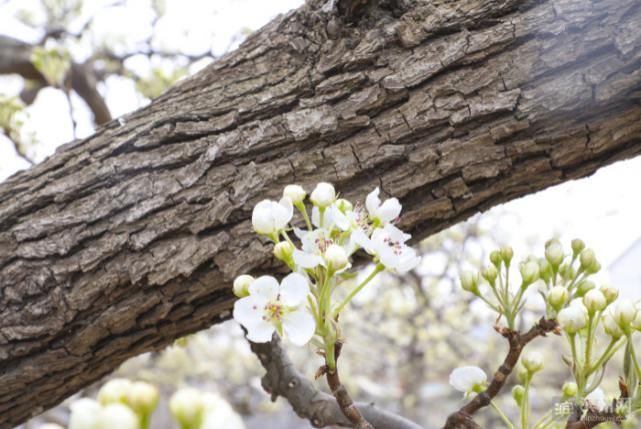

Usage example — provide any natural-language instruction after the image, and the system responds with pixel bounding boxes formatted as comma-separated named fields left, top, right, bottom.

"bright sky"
left=1, top=0, right=640, bottom=282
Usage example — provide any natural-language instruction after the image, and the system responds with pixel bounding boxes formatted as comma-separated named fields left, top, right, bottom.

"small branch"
left=326, top=342, right=374, bottom=429
left=249, top=334, right=424, bottom=429
left=443, top=318, right=559, bottom=429
left=565, top=377, right=629, bottom=429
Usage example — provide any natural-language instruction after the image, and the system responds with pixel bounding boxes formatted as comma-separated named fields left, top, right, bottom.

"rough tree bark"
left=1, top=0, right=640, bottom=426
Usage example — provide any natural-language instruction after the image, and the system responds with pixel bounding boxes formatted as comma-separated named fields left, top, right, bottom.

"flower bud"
left=489, top=250, right=502, bottom=267
left=273, top=241, right=295, bottom=264
left=169, top=388, right=204, bottom=429
left=545, top=240, right=564, bottom=267
left=538, top=258, right=552, bottom=283
left=603, top=312, right=624, bottom=339
left=501, top=246, right=514, bottom=265
left=583, top=289, right=607, bottom=314
left=520, top=261, right=539, bottom=286
left=310, top=182, right=336, bottom=208
left=481, top=265, right=498, bottom=285
left=97, top=403, right=139, bottom=429
left=98, top=378, right=132, bottom=406
left=579, top=249, right=597, bottom=271
left=232, top=275, right=254, bottom=298
left=460, top=271, right=479, bottom=295
left=325, top=244, right=348, bottom=270
left=613, top=301, right=636, bottom=329
left=558, top=305, right=587, bottom=334
left=126, top=381, right=159, bottom=417
left=512, top=385, right=525, bottom=406
left=547, top=286, right=568, bottom=312
left=40, top=425, right=65, bottom=429
left=631, top=305, right=641, bottom=331
left=69, top=398, right=101, bottom=429
left=336, top=198, right=353, bottom=213
left=283, top=185, right=306, bottom=204
left=558, top=264, right=576, bottom=281
left=575, top=280, right=596, bottom=297
left=600, top=285, right=619, bottom=304
left=571, top=239, right=585, bottom=257
left=521, top=351, right=544, bottom=374
left=562, top=382, right=578, bottom=398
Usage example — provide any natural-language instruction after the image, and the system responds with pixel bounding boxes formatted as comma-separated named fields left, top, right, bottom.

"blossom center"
left=383, top=236, right=404, bottom=255
left=263, top=302, right=284, bottom=322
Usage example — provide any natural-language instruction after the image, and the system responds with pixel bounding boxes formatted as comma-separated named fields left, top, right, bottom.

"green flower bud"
left=336, top=198, right=353, bottom=213
left=127, top=381, right=159, bottom=418
left=98, top=378, right=132, bottom=406
left=558, top=304, right=588, bottom=334
left=579, top=249, right=596, bottom=271
left=613, top=301, right=637, bottom=329
left=512, top=385, right=525, bottom=406
left=501, top=246, right=514, bottom=265
left=521, top=351, right=544, bottom=374
left=538, top=258, right=553, bottom=283
left=481, top=265, right=498, bottom=285
left=545, top=240, right=564, bottom=268
left=583, top=289, right=607, bottom=315
left=169, top=388, right=204, bottom=429
left=562, top=382, right=578, bottom=398
left=547, top=286, right=569, bottom=312
left=520, top=261, right=539, bottom=287
left=460, top=271, right=479, bottom=295
left=325, top=244, right=348, bottom=271
left=575, top=280, right=596, bottom=297
left=571, top=239, right=585, bottom=257
left=558, top=264, right=576, bottom=281
left=490, top=250, right=502, bottom=267
left=233, top=275, right=254, bottom=298
left=600, top=285, right=619, bottom=304
left=603, top=312, right=624, bottom=339
left=273, top=241, right=295, bottom=264
left=586, top=260, right=601, bottom=274
left=631, top=304, right=641, bottom=331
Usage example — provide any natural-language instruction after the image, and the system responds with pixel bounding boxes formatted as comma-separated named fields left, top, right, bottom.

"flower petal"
left=397, top=251, right=421, bottom=274
left=377, top=198, right=401, bottom=223
left=365, top=187, right=380, bottom=216
left=245, top=320, right=275, bottom=343
left=384, top=224, right=411, bottom=243
left=330, top=205, right=350, bottom=231
left=280, top=272, right=310, bottom=306
left=352, top=229, right=373, bottom=253
left=311, top=206, right=321, bottom=227
left=449, top=366, right=487, bottom=393
left=252, top=200, right=275, bottom=234
left=249, top=276, right=279, bottom=301
left=293, top=249, right=323, bottom=269
left=282, top=310, right=316, bottom=346
left=233, top=296, right=264, bottom=327
left=272, top=198, right=293, bottom=230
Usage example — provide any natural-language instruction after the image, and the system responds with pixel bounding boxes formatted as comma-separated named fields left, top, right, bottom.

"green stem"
left=587, top=338, right=624, bottom=376
left=521, top=376, right=531, bottom=429
left=296, top=202, right=313, bottom=231
left=325, top=339, right=336, bottom=370
left=490, top=400, right=516, bottom=429
left=584, top=313, right=594, bottom=369
left=479, top=295, right=502, bottom=313
left=333, top=264, right=383, bottom=316
left=531, top=410, right=554, bottom=429
left=628, top=336, right=641, bottom=381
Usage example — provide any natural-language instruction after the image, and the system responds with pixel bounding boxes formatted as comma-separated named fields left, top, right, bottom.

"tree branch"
left=443, top=318, right=560, bottom=429
left=249, top=335, right=424, bottom=429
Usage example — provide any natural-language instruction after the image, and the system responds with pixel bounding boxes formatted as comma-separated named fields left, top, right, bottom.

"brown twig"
left=565, top=377, right=629, bottom=429
left=326, top=341, right=374, bottom=429
left=443, top=318, right=559, bottom=429
left=248, top=334, right=424, bottom=429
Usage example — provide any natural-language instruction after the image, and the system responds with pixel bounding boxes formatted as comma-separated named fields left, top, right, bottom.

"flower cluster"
left=234, top=182, right=420, bottom=362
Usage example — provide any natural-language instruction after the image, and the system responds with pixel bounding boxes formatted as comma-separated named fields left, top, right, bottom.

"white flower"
left=169, top=388, right=204, bottom=429
left=360, top=224, right=420, bottom=274
left=612, top=301, right=636, bottom=328
left=311, top=204, right=350, bottom=231
left=583, top=289, right=607, bottom=314
left=310, top=182, right=336, bottom=207
left=325, top=244, right=349, bottom=270
left=547, top=286, right=569, bottom=311
left=558, top=303, right=588, bottom=334
left=283, top=185, right=306, bottom=204
left=39, top=425, right=66, bottom=429
left=545, top=240, right=564, bottom=267
left=449, top=366, right=487, bottom=394
left=602, top=311, right=623, bottom=339
left=521, top=351, right=544, bottom=373
left=233, top=273, right=315, bottom=346
left=585, top=388, right=607, bottom=411
left=365, top=187, right=401, bottom=225
left=97, top=403, right=139, bottom=429
left=201, top=393, right=245, bottom=429
left=251, top=198, right=293, bottom=236
left=69, top=398, right=101, bottom=429
left=97, top=378, right=132, bottom=405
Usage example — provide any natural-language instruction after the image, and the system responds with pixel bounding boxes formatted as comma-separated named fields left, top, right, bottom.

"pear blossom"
left=449, top=366, right=487, bottom=394
left=311, top=204, right=350, bottom=231
left=310, top=182, right=336, bottom=207
left=233, top=275, right=254, bottom=298
left=169, top=388, right=204, bottom=429
left=97, top=403, right=139, bottom=429
left=365, top=187, right=401, bottom=225
left=292, top=228, right=352, bottom=271
left=283, top=184, right=306, bottom=204
left=126, top=381, right=159, bottom=417
left=521, top=351, right=544, bottom=373
left=585, top=388, right=607, bottom=411
left=69, top=398, right=101, bottom=429
left=201, top=393, right=246, bottom=429
left=558, top=303, right=588, bottom=334
left=39, top=425, right=65, bottom=429
left=359, top=224, right=420, bottom=274
left=251, top=198, right=293, bottom=236
left=233, top=273, right=315, bottom=345
left=97, top=378, right=132, bottom=405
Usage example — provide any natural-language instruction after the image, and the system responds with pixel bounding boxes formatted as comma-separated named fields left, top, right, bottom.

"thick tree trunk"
left=1, top=0, right=640, bottom=426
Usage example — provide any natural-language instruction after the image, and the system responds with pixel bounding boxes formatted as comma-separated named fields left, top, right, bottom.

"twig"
left=443, top=318, right=559, bottom=429
left=248, top=334, right=424, bottom=429
left=565, top=377, right=628, bottom=429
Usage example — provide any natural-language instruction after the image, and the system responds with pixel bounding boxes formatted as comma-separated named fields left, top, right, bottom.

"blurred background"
left=1, top=1, right=641, bottom=428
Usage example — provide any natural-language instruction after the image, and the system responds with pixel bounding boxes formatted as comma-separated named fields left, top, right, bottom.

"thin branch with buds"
left=443, top=318, right=560, bottom=429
